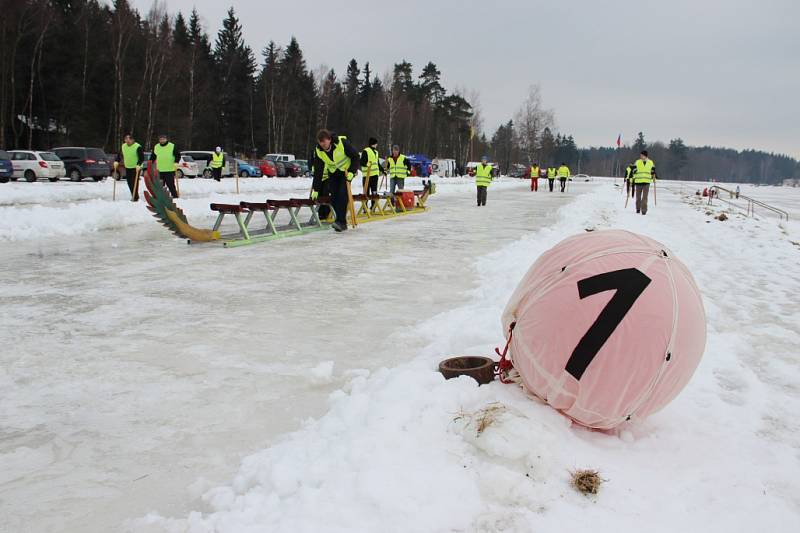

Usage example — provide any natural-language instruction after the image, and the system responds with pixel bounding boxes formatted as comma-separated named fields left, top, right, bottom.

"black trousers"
left=363, top=175, right=378, bottom=207
left=560, top=177, right=567, bottom=192
left=124, top=167, right=139, bottom=200
left=477, top=185, right=487, bottom=206
left=548, top=178, right=555, bottom=192
left=159, top=171, right=178, bottom=198
left=328, top=173, right=349, bottom=225
left=211, top=167, right=222, bottom=181
left=317, top=179, right=332, bottom=219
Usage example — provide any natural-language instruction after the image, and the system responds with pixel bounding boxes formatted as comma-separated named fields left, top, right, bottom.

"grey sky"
left=131, top=0, right=800, bottom=158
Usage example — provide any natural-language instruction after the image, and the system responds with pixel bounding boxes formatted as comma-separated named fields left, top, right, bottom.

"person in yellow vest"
left=624, top=163, right=636, bottom=198
left=311, top=129, right=360, bottom=232
left=210, top=146, right=225, bottom=182
left=546, top=166, right=556, bottom=192
left=475, top=155, right=493, bottom=206
left=149, top=133, right=181, bottom=198
left=633, top=150, right=657, bottom=215
left=557, top=162, right=571, bottom=192
left=530, top=162, right=540, bottom=192
left=114, top=133, right=144, bottom=201
left=385, top=144, right=411, bottom=197
left=359, top=137, right=380, bottom=201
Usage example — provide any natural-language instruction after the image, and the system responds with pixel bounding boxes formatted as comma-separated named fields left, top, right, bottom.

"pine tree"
left=634, top=131, right=647, bottom=153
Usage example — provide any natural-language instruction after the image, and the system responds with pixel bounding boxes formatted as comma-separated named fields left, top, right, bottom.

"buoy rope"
left=494, top=321, right=517, bottom=384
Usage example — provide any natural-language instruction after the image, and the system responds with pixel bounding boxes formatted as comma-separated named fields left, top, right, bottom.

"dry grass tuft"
left=453, top=402, right=507, bottom=436
left=570, top=469, right=603, bottom=495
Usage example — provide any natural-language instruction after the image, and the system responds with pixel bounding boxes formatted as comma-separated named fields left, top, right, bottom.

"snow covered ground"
left=0, top=176, right=572, bottom=533
left=2, top=177, right=798, bottom=532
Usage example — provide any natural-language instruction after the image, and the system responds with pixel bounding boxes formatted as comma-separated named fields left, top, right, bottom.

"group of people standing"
left=528, top=163, right=572, bottom=193
left=114, top=133, right=226, bottom=201
left=624, top=150, right=657, bottom=214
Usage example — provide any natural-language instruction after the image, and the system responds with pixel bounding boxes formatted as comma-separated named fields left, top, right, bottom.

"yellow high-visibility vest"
left=316, top=136, right=352, bottom=175
left=387, top=154, right=408, bottom=178
left=153, top=142, right=176, bottom=173
left=475, top=164, right=493, bottom=187
left=362, top=147, right=378, bottom=175
left=633, top=159, right=655, bottom=183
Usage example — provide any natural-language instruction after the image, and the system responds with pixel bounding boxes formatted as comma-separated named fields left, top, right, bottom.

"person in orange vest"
left=530, top=162, right=540, bottom=192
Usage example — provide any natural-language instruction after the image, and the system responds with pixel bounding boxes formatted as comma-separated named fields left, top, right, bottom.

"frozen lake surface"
left=0, top=178, right=574, bottom=532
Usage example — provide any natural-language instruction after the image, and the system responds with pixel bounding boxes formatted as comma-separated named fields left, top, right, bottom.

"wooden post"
left=346, top=177, right=357, bottom=228
left=234, top=158, right=240, bottom=194
left=131, top=165, right=141, bottom=201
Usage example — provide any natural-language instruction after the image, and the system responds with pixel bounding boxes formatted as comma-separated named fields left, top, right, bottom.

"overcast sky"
left=130, top=0, right=800, bottom=158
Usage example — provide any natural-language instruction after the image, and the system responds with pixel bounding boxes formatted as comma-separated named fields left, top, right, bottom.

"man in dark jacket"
left=114, top=133, right=144, bottom=201
left=311, top=130, right=360, bottom=232
left=149, top=133, right=181, bottom=198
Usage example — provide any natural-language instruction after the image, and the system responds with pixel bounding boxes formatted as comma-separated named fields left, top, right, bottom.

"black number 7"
left=565, top=268, right=652, bottom=380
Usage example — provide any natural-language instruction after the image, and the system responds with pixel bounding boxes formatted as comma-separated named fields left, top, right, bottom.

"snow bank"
left=133, top=183, right=800, bottom=532
left=0, top=176, right=524, bottom=241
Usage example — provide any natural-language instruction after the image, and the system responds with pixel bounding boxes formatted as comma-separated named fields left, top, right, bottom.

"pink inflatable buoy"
left=501, top=230, right=706, bottom=429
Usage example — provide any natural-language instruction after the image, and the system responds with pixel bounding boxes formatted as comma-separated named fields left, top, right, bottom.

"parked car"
left=265, top=154, right=298, bottom=176
left=51, top=147, right=110, bottom=181
left=0, top=150, right=13, bottom=183
left=9, top=150, right=66, bottom=182
left=283, top=161, right=301, bottom=177
left=236, top=159, right=262, bottom=177
left=258, top=159, right=278, bottom=177
left=182, top=150, right=233, bottom=178
left=177, top=155, right=200, bottom=178
left=294, top=159, right=310, bottom=176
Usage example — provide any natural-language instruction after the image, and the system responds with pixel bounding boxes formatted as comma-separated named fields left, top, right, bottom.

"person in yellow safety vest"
left=557, top=162, right=571, bottom=192
left=475, top=155, right=493, bottom=206
left=360, top=137, right=381, bottom=201
left=311, top=129, right=360, bottom=232
left=308, top=147, right=331, bottom=220
left=546, top=166, right=556, bottom=192
left=210, top=147, right=225, bottom=182
left=114, top=133, right=144, bottom=201
left=633, top=150, right=657, bottom=215
left=530, top=162, right=540, bottom=192
left=625, top=163, right=636, bottom=198
left=385, top=144, right=411, bottom=197
left=149, top=133, right=181, bottom=198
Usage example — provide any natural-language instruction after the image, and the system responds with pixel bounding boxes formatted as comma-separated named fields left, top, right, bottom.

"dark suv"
left=0, top=150, right=12, bottom=183
left=52, top=147, right=111, bottom=181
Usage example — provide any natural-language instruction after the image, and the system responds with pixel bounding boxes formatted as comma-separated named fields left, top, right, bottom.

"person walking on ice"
left=557, top=162, right=571, bottom=192
left=475, top=155, right=493, bottom=206
left=360, top=137, right=381, bottom=200
left=311, top=129, right=360, bottom=232
left=150, top=133, right=181, bottom=198
left=114, top=133, right=144, bottom=201
left=633, top=150, right=657, bottom=215
left=547, top=166, right=556, bottom=192
left=530, top=162, right=540, bottom=191
left=210, top=147, right=225, bottom=182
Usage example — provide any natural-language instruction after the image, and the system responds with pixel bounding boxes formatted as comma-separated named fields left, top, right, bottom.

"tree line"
left=487, top=106, right=799, bottom=184
left=2, top=0, right=796, bottom=183
left=0, top=0, right=478, bottom=162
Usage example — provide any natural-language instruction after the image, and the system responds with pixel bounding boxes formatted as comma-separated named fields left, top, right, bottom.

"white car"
left=176, top=155, right=200, bottom=178
left=264, top=153, right=295, bottom=162
left=9, top=150, right=66, bottom=182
